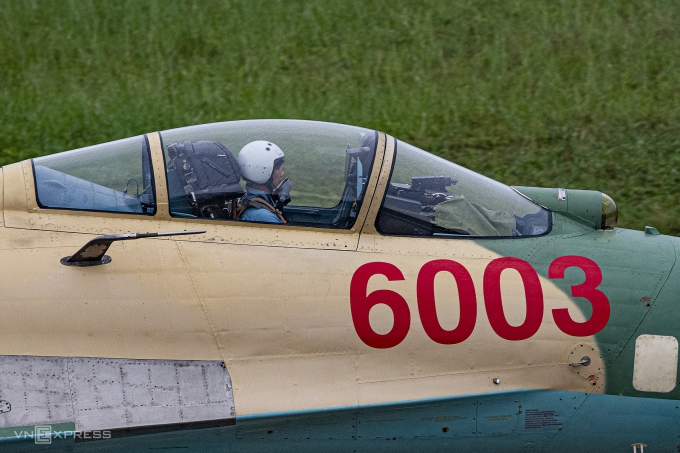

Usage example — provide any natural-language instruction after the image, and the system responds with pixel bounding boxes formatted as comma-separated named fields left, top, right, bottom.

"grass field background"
left=1, top=0, right=679, bottom=233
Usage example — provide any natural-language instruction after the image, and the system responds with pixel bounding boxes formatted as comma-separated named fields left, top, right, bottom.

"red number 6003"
left=350, top=256, right=610, bottom=348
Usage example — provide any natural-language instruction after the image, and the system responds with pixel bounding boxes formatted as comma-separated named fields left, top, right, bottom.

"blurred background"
left=1, top=0, right=678, bottom=233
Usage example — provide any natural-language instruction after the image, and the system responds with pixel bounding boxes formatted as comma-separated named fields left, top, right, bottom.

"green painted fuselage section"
left=482, top=212, right=679, bottom=399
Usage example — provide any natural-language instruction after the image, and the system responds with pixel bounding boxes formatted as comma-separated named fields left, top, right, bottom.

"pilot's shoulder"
left=242, top=207, right=282, bottom=224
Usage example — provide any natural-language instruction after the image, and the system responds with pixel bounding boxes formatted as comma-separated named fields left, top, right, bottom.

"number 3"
left=549, top=256, right=610, bottom=337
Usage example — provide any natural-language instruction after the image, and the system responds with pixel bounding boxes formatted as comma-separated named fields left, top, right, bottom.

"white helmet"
left=238, top=140, right=285, bottom=184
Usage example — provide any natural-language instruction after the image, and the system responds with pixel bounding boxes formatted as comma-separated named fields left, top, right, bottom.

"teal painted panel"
left=235, top=406, right=354, bottom=442
left=477, top=397, right=519, bottom=436
left=544, top=392, right=680, bottom=452
left=0, top=390, right=678, bottom=452
left=356, top=399, right=476, bottom=439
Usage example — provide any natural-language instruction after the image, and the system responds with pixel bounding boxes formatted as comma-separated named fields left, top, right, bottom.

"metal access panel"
left=633, top=335, right=679, bottom=393
left=0, top=356, right=235, bottom=433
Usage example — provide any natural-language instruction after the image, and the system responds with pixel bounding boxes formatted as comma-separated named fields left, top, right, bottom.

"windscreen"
left=377, top=139, right=550, bottom=238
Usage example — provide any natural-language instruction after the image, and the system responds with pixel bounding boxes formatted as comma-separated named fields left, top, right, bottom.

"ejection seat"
left=166, top=141, right=245, bottom=219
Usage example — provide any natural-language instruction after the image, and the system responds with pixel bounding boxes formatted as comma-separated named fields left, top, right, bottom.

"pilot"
left=237, top=140, right=291, bottom=224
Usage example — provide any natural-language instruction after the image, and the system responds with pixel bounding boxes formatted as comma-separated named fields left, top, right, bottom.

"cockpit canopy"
left=31, top=119, right=550, bottom=237
left=33, top=135, right=156, bottom=215
left=160, top=120, right=376, bottom=228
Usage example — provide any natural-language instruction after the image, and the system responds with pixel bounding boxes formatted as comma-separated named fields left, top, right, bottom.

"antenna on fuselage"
left=60, top=230, right=206, bottom=266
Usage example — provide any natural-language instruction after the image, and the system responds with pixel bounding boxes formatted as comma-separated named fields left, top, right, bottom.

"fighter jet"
left=0, top=119, right=676, bottom=452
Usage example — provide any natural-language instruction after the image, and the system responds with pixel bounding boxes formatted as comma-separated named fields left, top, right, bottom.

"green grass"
left=1, top=0, right=679, bottom=233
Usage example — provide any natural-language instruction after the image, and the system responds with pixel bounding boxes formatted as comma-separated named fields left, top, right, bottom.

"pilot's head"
left=238, top=140, right=285, bottom=190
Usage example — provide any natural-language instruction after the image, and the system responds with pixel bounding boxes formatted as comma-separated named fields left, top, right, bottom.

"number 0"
left=483, top=257, right=544, bottom=341
left=417, top=260, right=477, bottom=344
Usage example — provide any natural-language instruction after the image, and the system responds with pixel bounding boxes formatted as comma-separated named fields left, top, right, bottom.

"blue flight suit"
left=240, top=186, right=282, bottom=224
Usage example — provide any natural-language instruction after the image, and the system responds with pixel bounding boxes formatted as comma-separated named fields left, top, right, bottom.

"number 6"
left=350, top=262, right=411, bottom=349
